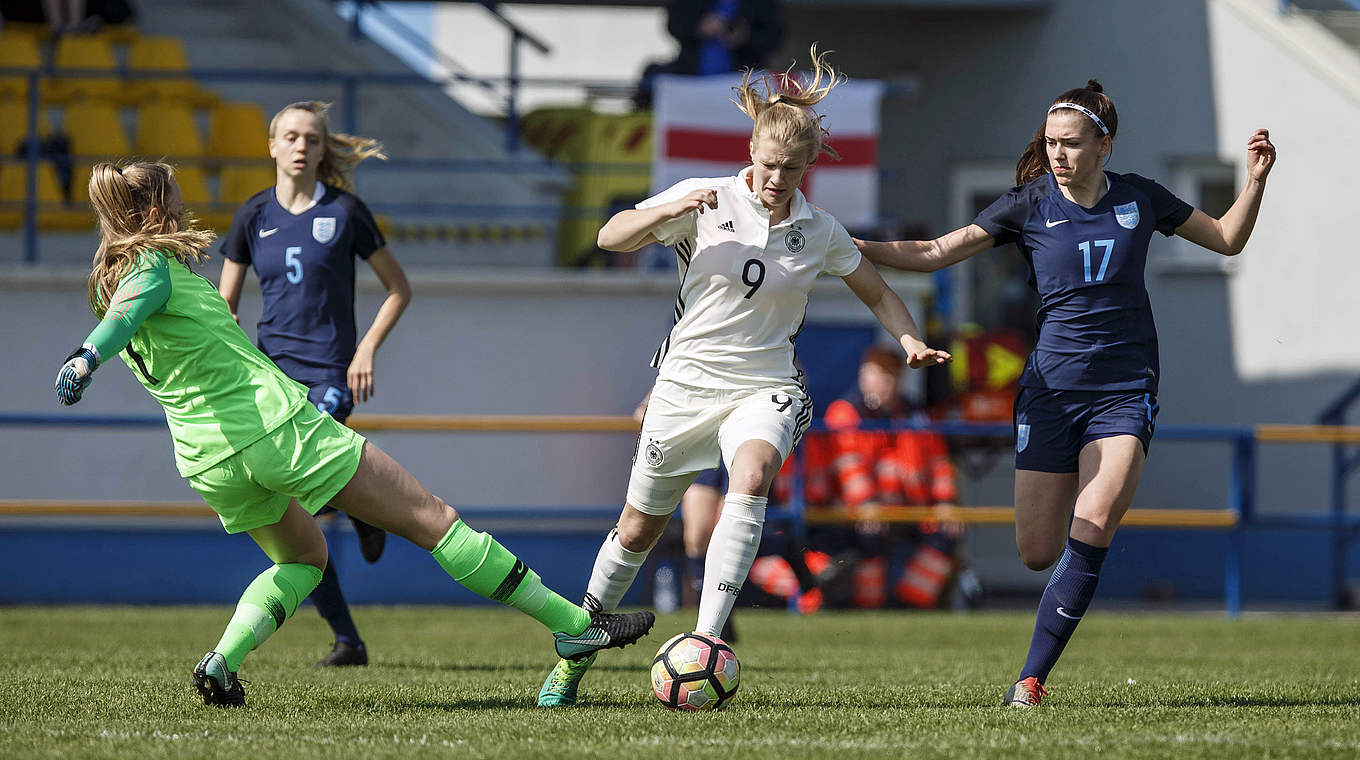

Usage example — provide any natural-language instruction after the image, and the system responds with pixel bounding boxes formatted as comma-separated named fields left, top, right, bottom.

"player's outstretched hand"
left=1246, top=128, right=1275, bottom=182
left=55, top=345, right=99, bottom=405
left=905, top=345, right=952, bottom=370
left=667, top=189, right=719, bottom=218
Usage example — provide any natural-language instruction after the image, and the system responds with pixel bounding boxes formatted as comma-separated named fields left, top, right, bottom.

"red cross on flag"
left=651, top=73, right=884, bottom=230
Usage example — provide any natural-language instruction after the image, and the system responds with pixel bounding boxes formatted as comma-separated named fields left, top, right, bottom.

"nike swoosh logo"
left=1045, top=219, right=1069, bottom=228
left=258, top=228, right=278, bottom=238
left=1056, top=606, right=1082, bottom=620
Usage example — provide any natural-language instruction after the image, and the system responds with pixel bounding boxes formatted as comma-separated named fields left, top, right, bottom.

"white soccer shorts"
left=625, top=378, right=811, bottom=515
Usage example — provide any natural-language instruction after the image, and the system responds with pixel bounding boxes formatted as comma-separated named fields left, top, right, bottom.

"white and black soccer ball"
left=650, top=631, right=740, bottom=711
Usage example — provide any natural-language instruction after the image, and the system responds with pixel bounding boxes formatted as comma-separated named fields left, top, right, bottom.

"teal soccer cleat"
left=537, top=653, right=597, bottom=707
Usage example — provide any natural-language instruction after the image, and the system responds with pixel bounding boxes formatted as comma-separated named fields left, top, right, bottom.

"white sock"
left=584, top=527, right=650, bottom=613
left=696, top=493, right=766, bottom=638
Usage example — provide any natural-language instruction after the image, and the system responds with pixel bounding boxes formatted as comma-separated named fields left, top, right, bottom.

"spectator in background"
left=755, top=345, right=979, bottom=610
left=820, top=345, right=969, bottom=610
left=634, top=0, right=785, bottom=109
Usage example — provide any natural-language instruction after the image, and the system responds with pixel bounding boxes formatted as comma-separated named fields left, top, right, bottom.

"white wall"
left=0, top=266, right=927, bottom=508
left=1209, top=0, right=1360, bottom=380
left=431, top=4, right=676, bottom=114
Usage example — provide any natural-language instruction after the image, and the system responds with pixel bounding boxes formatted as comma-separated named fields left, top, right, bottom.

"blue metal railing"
left=6, top=412, right=1360, bottom=612
left=17, top=412, right=1360, bottom=616
left=344, top=0, right=554, bottom=152
left=1317, top=376, right=1360, bottom=608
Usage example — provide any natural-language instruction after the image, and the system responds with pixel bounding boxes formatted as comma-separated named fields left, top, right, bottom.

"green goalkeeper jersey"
left=85, top=251, right=308, bottom=476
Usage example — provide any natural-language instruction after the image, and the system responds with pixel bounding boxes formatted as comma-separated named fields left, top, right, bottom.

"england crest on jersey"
left=1113, top=202, right=1140, bottom=230
left=1016, top=423, right=1031, bottom=453
left=312, top=217, right=337, bottom=244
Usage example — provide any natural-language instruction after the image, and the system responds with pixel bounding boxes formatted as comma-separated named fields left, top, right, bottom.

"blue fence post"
left=23, top=70, right=41, bottom=264
left=505, top=31, right=521, bottom=154
left=1331, top=440, right=1348, bottom=609
left=342, top=75, right=359, bottom=150
left=1225, top=434, right=1255, bottom=618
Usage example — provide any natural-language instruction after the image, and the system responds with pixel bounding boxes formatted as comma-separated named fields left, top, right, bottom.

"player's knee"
left=297, top=543, right=328, bottom=572
left=727, top=466, right=775, bottom=497
left=1017, top=542, right=1060, bottom=571
left=616, top=517, right=664, bottom=553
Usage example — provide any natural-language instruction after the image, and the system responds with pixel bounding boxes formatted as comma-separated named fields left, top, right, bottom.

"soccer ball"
left=650, top=632, right=740, bottom=711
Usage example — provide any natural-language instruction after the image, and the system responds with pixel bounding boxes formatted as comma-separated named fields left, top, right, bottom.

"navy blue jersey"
left=220, top=183, right=385, bottom=385
left=973, top=172, right=1192, bottom=393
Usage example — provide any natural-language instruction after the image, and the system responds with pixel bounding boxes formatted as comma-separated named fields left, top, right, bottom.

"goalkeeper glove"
left=55, top=344, right=100, bottom=406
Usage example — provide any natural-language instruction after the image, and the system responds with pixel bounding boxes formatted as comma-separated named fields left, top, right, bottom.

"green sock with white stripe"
left=214, top=562, right=324, bottom=671
left=431, top=519, right=590, bottom=636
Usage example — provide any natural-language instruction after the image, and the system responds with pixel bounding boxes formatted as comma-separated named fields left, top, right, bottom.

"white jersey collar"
left=274, top=181, right=327, bottom=214
left=736, top=166, right=813, bottom=225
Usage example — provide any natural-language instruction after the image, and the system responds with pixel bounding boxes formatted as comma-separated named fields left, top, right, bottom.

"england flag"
left=651, top=73, right=884, bottom=230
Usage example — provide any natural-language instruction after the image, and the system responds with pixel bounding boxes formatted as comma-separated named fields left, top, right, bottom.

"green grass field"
left=2, top=606, right=1357, bottom=759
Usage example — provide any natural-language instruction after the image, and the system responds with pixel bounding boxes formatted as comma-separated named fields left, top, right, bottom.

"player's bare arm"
left=853, top=223, right=995, bottom=272
left=597, top=189, right=719, bottom=252
left=349, top=247, right=411, bottom=405
left=841, top=259, right=952, bottom=369
left=1174, top=128, right=1276, bottom=256
left=217, top=258, right=249, bottom=324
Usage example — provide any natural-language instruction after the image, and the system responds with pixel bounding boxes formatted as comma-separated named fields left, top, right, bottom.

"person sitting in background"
left=763, top=345, right=973, bottom=610
left=633, top=0, right=785, bottom=109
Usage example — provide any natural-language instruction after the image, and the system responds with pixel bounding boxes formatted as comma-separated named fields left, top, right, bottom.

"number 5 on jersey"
left=285, top=246, right=304, bottom=284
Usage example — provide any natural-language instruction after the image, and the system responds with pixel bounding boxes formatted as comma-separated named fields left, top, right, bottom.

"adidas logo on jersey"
left=718, top=221, right=735, bottom=233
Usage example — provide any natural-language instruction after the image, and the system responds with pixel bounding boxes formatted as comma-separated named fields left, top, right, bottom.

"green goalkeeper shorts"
left=188, top=402, right=366, bottom=534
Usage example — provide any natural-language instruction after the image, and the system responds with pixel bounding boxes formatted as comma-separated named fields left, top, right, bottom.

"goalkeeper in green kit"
left=55, top=161, right=654, bottom=707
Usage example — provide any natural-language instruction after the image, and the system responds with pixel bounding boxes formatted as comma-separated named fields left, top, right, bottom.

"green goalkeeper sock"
left=431, top=520, right=590, bottom=636
left=214, top=562, right=323, bottom=671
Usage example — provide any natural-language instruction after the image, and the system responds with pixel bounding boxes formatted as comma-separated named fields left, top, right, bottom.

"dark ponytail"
left=1014, top=79, right=1118, bottom=185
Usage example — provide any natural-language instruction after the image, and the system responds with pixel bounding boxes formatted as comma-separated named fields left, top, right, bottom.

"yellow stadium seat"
left=49, top=36, right=119, bottom=102
left=0, top=97, right=52, bottom=155
left=126, top=35, right=194, bottom=101
left=218, top=165, right=275, bottom=205
left=135, top=101, right=204, bottom=159
left=0, top=162, right=93, bottom=230
left=208, top=102, right=268, bottom=159
left=64, top=99, right=132, bottom=157
left=173, top=166, right=213, bottom=206
left=0, top=32, right=43, bottom=97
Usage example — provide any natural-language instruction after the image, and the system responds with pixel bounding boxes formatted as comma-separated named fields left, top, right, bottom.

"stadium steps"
left=124, top=0, right=567, bottom=267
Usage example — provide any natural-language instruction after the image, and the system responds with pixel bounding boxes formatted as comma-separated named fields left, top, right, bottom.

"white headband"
left=1048, top=102, right=1109, bottom=135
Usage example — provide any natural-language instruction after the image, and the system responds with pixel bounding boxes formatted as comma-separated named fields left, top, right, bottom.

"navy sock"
left=309, top=559, right=363, bottom=647
left=686, top=555, right=705, bottom=595
left=1019, top=537, right=1107, bottom=683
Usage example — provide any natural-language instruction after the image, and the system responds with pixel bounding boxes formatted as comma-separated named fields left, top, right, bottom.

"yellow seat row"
left=0, top=32, right=218, bottom=106
left=0, top=162, right=277, bottom=231
left=0, top=96, right=268, bottom=161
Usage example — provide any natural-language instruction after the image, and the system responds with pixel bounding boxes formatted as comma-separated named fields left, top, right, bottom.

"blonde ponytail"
left=87, top=161, right=215, bottom=316
left=269, top=101, right=386, bottom=193
left=731, top=44, right=846, bottom=163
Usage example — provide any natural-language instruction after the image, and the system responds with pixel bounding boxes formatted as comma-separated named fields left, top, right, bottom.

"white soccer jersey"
left=639, top=167, right=863, bottom=390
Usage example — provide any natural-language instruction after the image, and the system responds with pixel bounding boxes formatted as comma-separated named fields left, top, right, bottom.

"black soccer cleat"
left=192, top=651, right=246, bottom=707
left=314, top=640, right=368, bottom=667
left=553, top=609, right=656, bottom=662
left=350, top=517, right=386, bottom=564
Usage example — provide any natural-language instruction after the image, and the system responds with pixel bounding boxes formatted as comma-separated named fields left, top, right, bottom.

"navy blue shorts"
left=304, top=378, right=354, bottom=425
left=691, top=463, right=728, bottom=492
left=1014, top=387, right=1158, bottom=473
